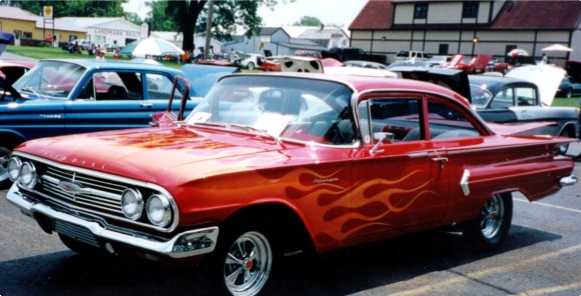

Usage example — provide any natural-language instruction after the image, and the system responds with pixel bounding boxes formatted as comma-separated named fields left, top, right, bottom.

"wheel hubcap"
left=480, top=195, right=505, bottom=239
left=224, top=231, right=272, bottom=296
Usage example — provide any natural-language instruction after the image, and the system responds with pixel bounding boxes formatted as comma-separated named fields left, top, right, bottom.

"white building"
left=54, top=17, right=146, bottom=47
left=223, top=25, right=350, bottom=56
left=350, top=0, right=581, bottom=64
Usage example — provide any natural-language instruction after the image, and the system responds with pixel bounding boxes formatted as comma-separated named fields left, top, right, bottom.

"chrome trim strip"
left=460, top=169, right=471, bottom=197
left=6, top=185, right=218, bottom=259
left=12, top=151, right=180, bottom=233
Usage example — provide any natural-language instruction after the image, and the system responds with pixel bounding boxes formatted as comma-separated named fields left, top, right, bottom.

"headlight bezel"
left=7, top=157, right=22, bottom=182
left=146, top=193, right=173, bottom=228
left=18, top=161, right=37, bottom=189
left=121, top=188, right=144, bottom=221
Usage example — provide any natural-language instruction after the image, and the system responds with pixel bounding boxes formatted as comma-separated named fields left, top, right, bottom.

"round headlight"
left=146, top=194, right=172, bottom=227
left=18, top=162, right=37, bottom=189
left=7, top=157, right=22, bottom=182
left=121, top=189, right=144, bottom=220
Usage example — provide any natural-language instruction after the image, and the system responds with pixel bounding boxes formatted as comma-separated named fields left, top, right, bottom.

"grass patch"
left=553, top=98, right=580, bottom=107
left=7, top=45, right=97, bottom=60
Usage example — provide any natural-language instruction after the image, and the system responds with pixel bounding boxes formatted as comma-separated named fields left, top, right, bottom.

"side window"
left=368, top=98, right=424, bottom=142
left=515, top=87, right=537, bottom=106
left=93, top=71, right=143, bottom=101
left=428, top=101, right=480, bottom=140
left=146, top=73, right=182, bottom=100
left=490, top=88, right=513, bottom=109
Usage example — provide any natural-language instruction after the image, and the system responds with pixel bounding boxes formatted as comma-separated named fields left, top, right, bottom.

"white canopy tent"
left=131, top=37, right=184, bottom=58
left=542, top=44, right=573, bottom=53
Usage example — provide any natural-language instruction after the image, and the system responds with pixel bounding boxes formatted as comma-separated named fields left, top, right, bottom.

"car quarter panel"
left=430, top=135, right=575, bottom=224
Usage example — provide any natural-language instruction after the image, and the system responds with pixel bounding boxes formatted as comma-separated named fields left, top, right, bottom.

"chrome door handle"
left=141, top=103, right=153, bottom=108
left=431, top=156, right=448, bottom=164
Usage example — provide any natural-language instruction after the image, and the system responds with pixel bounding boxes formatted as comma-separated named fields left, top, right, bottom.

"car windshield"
left=186, top=76, right=357, bottom=145
left=470, top=84, right=493, bottom=107
left=13, top=61, right=85, bottom=99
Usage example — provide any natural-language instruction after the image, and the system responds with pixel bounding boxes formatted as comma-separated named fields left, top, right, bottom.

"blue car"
left=0, top=59, right=237, bottom=186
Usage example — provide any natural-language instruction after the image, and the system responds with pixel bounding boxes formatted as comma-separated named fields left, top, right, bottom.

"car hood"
left=16, top=126, right=289, bottom=186
left=506, top=64, right=566, bottom=107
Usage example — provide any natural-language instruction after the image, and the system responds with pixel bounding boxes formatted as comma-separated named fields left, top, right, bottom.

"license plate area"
left=34, top=213, right=101, bottom=248
left=54, top=220, right=101, bottom=248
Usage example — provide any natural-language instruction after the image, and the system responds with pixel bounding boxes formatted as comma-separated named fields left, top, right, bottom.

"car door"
left=349, top=93, right=449, bottom=245
left=424, top=95, right=492, bottom=223
left=64, top=69, right=153, bottom=134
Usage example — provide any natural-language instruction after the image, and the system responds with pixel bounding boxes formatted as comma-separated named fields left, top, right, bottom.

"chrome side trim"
left=560, top=175, right=577, bottom=187
left=6, top=185, right=218, bottom=259
left=11, top=151, right=180, bottom=233
left=460, top=169, right=471, bottom=197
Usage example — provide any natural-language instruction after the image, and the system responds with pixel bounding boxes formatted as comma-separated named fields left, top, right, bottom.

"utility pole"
left=204, top=0, right=215, bottom=59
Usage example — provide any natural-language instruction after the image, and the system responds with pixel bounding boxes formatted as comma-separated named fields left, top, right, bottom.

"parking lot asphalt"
left=0, top=163, right=580, bottom=296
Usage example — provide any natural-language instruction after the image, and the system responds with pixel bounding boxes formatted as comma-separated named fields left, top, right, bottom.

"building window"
left=22, top=32, right=32, bottom=39
left=414, top=3, right=428, bottom=19
left=438, top=44, right=449, bottom=55
left=462, top=2, right=479, bottom=18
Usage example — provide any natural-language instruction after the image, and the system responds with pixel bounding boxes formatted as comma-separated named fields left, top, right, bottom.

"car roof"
left=40, top=59, right=182, bottom=74
left=468, top=74, right=536, bottom=94
left=222, top=72, right=470, bottom=107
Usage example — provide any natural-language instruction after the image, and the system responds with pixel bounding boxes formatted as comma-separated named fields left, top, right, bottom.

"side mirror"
left=370, top=132, right=394, bottom=155
left=150, top=111, right=178, bottom=128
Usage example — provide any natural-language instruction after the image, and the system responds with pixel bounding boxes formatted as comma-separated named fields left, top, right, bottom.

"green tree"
left=124, top=12, right=143, bottom=25
left=146, top=1, right=178, bottom=31
left=4, top=0, right=126, bottom=17
left=144, top=0, right=286, bottom=52
left=294, top=16, right=322, bottom=27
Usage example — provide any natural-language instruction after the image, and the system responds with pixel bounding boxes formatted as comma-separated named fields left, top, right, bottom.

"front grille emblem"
left=58, top=180, right=84, bottom=196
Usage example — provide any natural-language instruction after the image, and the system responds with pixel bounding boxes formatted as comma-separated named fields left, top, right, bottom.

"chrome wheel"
left=224, top=231, right=272, bottom=296
left=480, top=195, right=505, bottom=239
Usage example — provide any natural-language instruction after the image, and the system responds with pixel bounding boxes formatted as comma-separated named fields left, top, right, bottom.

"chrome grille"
left=37, top=166, right=126, bottom=216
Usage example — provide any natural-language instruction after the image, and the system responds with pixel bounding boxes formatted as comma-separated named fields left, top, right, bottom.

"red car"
left=6, top=74, right=578, bottom=296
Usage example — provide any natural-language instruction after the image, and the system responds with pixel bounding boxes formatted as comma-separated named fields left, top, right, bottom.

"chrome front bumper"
left=6, top=185, right=219, bottom=259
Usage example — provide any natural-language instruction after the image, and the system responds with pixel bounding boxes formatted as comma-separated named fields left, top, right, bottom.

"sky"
left=122, top=0, right=368, bottom=27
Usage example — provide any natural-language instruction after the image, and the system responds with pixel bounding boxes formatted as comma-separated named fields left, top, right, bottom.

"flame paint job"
left=15, top=74, right=577, bottom=254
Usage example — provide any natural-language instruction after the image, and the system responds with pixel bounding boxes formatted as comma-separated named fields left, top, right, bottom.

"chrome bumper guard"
left=560, top=175, right=577, bottom=187
left=6, top=185, right=219, bottom=259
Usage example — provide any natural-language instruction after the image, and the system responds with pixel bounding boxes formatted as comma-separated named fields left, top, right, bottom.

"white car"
left=238, top=53, right=263, bottom=70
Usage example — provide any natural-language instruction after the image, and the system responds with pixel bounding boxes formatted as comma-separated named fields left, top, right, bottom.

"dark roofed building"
left=349, top=0, right=581, bottom=64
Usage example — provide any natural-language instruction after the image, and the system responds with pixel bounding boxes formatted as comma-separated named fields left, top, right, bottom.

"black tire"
left=58, top=234, right=109, bottom=257
left=463, top=193, right=513, bottom=250
left=247, top=62, right=256, bottom=71
left=566, top=89, right=573, bottom=99
left=0, top=146, right=12, bottom=189
left=210, top=220, right=278, bottom=296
